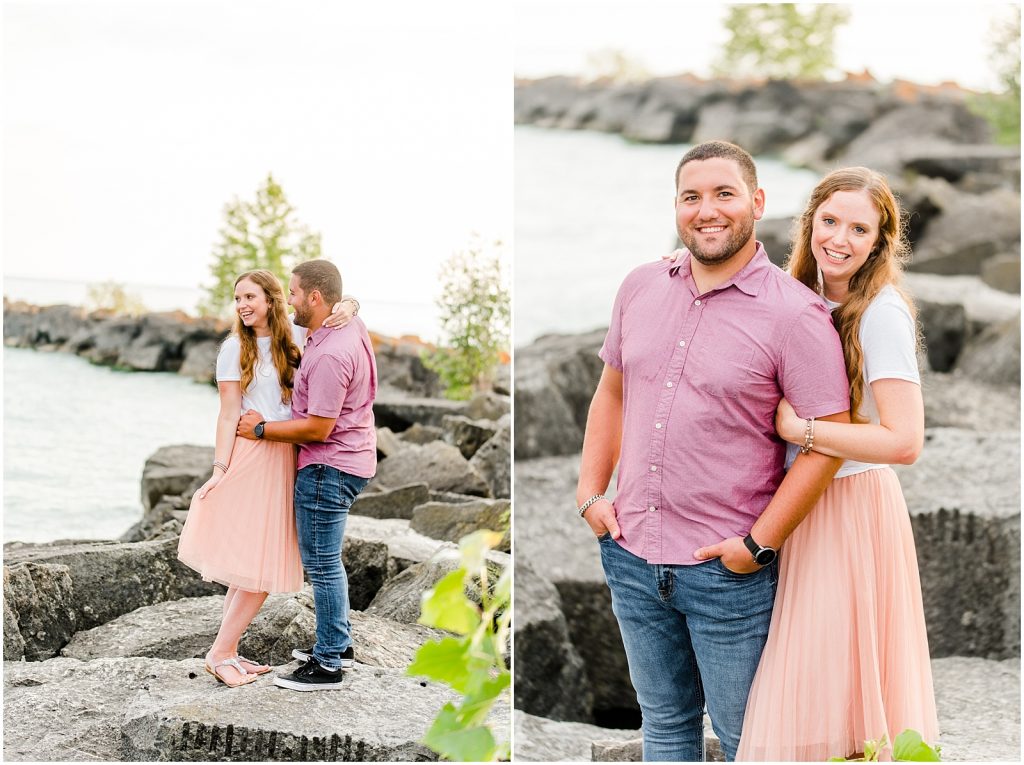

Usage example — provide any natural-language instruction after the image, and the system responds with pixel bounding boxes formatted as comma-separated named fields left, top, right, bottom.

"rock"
left=345, top=515, right=444, bottom=578
left=515, top=455, right=633, bottom=717
left=2, top=304, right=91, bottom=348
left=921, top=371, right=1020, bottom=431
left=753, top=217, right=796, bottom=267
left=514, top=563, right=593, bottom=722
left=372, top=441, right=491, bottom=497
left=592, top=718, right=724, bottom=762
left=117, top=313, right=189, bottom=372
left=3, top=656, right=508, bottom=762
left=916, top=299, right=968, bottom=372
left=397, top=422, right=444, bottom=445
left=178, top=338, right=221, bottom=383
left=3, top=537, right=224, bottom=633
left=514, top=710, right=638, bottom=762
left=374, top=426, right=404, bottom=458
left=373, top=388, right=469, bottom=431
left=442, top=414, right=498, bottom=459
left=79, top=316, right=141, bottom=366
left=120, top=494, right=190, bottom=542
left=3, top=563, right=77, bottom=661
left=955, top=313, right=1021, bottom=386
left=894, top=428, right=1020, bottom=659
left=470, top=422, right=512, bottom=499
left=341, top=535, right=388, bottom=611
left=514, top=330, right=605, bottom=459
left=411, top=499, right=511, bottom=551
left=931, top=656, right=1020, bottom=762
left=140, top=445, right=214, bottom=512
left=981, top=253, right=1021, bottom=294
left=372, top=336, right=441, bottom=398
left=350, top=482, right=431, bottom=521
left=902, top=144, right=1021, bottom=185
left=367, top=545, right=509, bottom=625
left=903, top=272, right=1020, bottom=336
left=466, top=391, right=511, bottom=421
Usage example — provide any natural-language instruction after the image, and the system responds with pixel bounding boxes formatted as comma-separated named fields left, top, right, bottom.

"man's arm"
left=576, top=364, right=624, bottom=538
left=237, top=409, right=337, bottom=444
left=694, top=408, right=851, bottom=572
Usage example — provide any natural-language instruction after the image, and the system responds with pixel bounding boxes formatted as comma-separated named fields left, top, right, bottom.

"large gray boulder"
left=894, top=428, right=1020, bottom=659
left=345, top=515, right=444, bottom=579
left=514, top=710, right=639, bottom=762
left=3, top=537, right=223, bottom=634
left=3, top=562, right=77, bottom=661
left=931, top=656, right=1021, bottom=762
left=442, top=414, right=498, bottom=459
left=410, top=499, right=511, bottom=552
left=3, top=656, right=509, bottom=762
left=120, top=494, right=190, bottom=542
left=514, top=563, right=593, bottom=722
left=178, top=338, right=222, bottom=383
left=350, top=482, right=431, bottom=521
left=921, top=371, right=1020, bottom=431
left=372, top=441, right=491, bottom=497
left=373, top=388, right=469, bottom=431
left=471, top=421, right=512, bottom=499
left=140, top=445, right=214, bottom=512
left=955, top=313, right=1021, bottom=386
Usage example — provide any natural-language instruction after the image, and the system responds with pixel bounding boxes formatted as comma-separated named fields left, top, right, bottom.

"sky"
left=2, top=0, right=511, bottom=331
left=514, top=2, right=1018, bottom=92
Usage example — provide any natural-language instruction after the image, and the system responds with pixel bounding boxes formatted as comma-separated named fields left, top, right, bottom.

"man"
left=238, top=259, right=377, bottom=691
left=576, top=141, right=850, bottom=760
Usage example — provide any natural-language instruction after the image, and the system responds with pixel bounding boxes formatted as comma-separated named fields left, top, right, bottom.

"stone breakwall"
left=517, top=77, right=1021, bottom=291
left=4, top=383, right=511, bottom=759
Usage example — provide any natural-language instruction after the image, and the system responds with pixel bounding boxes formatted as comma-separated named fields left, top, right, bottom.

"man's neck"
left=305, top=309, right=332, bottom=333
left=689, top=239, right=758, bottom=295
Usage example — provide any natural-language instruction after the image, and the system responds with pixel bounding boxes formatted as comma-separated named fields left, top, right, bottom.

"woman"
left=177, top=270, right=357, bottom=687
left=737, top=168, right=939, bottom=759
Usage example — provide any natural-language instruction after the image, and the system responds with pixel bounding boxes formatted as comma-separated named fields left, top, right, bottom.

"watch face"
left=755, top=548, right=776, bottom=566
left=255, top=423, right=264, bottom=438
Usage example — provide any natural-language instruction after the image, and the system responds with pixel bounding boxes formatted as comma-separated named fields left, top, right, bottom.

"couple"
left=577, top=141, right=939, bottom=760
left=177, top=259, right=377, bottom=692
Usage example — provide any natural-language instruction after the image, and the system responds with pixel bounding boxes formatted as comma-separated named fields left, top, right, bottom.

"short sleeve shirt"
left=599, top=245, right=849, bottom=564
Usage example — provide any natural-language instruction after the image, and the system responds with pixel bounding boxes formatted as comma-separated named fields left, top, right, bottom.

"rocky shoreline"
left=513, top=277, right=1020, bottom=758
left=3, top=306, right=512, bottom=761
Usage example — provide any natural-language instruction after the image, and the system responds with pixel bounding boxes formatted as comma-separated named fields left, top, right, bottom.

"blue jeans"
left=294, top=464, right=369, bottom=669
left=599, top=535, right=778, bottom=762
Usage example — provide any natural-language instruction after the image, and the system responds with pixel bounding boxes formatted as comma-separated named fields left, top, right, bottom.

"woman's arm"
left=776, top=378, right=924, bottom=465
left=322, top=296, right=360, bottom=329
left=196, top=381, right=243, bottom=499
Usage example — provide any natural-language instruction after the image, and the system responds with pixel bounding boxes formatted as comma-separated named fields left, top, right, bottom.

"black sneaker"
left=273, top=657, right=344, bottom=691
left=291, top=645, right=354, bottom=669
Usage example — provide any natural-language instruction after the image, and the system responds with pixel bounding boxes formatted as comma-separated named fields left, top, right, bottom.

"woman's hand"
left=774, top=398, right=804, bottom=445
left=196, top=471, right=224, bottom=500
left=323, top=297, right=359, bottom=329
left=662, top=248, right=687, bottom=263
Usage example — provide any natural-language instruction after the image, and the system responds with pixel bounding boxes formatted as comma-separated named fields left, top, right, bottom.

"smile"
left=824, top=248, right=851, bottom=262
left=697, top=225, right=726, bottom=234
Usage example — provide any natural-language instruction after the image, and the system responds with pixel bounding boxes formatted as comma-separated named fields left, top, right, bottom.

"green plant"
left=407, top=530, right=511, bottom=761
left=829, top=729, right=941, bottom=762
left=968, top=6, right=1020, bottom=145
left=85, top=281, right=147, bottom=315
left=199, top=173, right=321, bottom=317
left=584, top=48, right=651, bottom=83
left=714, top=4, right=850, bottom=81
left=422, top=238, right=510, bottom=400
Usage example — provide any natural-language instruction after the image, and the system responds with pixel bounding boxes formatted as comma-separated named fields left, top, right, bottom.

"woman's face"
left=234, top=278, right=271, bottom=329
left=810, top=189, right=881, bottom=294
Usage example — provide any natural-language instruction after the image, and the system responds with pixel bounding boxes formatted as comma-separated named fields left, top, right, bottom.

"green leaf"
left=892, top=729, right=941, bottom=762
left=458, top=672, right=511, bottom=727
left=424, top=723, right=496, bottom=763
left=459, top=529, right=502, bottom=573
left=418, top=569, right=481, bottom=635
left=492, top=565, right=511, bottom=605
left=407, top=637, right=473, bottom=690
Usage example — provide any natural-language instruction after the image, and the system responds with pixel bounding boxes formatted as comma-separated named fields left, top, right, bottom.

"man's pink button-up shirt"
left=599, top=245, right=849, bottom=564
left=292, top=317, right=377, bottom=478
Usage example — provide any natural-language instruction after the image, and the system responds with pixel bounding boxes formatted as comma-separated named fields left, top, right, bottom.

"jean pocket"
left=714, top=557, right=761, bottom=578
left=597, top=531, right=613, bottom=543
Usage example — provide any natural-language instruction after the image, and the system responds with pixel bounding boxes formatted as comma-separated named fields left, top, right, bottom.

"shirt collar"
left=668, top=241, right=772, bottom=297
left=306, top=324, right=332, bottom=347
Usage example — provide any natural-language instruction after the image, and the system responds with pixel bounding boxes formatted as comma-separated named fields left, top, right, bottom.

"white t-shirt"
left=785, top=285, right=920, bottom=478
left=215, top=323, right=308, bottom=422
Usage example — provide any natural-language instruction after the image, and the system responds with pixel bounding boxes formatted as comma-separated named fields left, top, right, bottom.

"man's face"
left=674, top=157, right=765, bottom=267
left=288, top=275, right=313, bottom=327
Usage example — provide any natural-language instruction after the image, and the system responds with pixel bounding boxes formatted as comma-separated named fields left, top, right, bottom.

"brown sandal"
left=205, top=657, right=258, bottom=687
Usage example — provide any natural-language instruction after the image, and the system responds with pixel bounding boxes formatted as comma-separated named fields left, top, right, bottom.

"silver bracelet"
left=799, top=418, right=815, bottom=455
left=577, top=494, right=606, bottom=518
left=212, top=460, right=229, bottom=473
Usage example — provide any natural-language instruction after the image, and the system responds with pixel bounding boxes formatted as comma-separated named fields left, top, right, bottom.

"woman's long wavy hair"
left=785, top=167, right=919, bottom=422
left=233, top=270, right=301, bottom=403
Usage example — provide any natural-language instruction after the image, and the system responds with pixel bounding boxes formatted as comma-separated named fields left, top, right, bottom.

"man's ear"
left=752, top=188, right=766, bottom=221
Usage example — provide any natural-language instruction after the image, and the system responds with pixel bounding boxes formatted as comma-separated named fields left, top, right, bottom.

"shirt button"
left=694, top=299, right=702, bottom=306
left=649, top=506, right=656, bottom=512
left=679, top=340, right=686, bottom=347
left=655, top=422, right=663, bottom=429
left=666, top=381, right=673, bottom=388
left=650, top=465, right=657, bottom=472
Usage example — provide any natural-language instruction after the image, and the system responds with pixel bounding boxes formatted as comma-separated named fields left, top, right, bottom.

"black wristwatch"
left=743, top=533, right=777, bottom=566
left=254, top=421, right=266, bottom=439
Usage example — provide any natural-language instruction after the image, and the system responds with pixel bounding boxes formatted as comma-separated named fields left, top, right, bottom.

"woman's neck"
left=822, top=279, right=849, bottom=303
left=251, top=322, right=271, bottom=338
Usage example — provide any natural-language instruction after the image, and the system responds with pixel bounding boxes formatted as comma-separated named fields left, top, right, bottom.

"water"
left=514, top=126, right=822, bottom=345
left=3, top=347, right=219, bottom=543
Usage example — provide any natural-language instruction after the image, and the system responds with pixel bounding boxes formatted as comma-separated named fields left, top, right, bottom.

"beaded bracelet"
left=213, top=460, right=229, bottom=473
left=799, top=418, right=815, bottom=455
left=577, top=494, right=606, bottom=518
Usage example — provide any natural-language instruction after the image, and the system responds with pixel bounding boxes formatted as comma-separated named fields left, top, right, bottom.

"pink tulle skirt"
left=737, top=467, right=939, bottom=761
left=177, top=437, right=304, bottom=593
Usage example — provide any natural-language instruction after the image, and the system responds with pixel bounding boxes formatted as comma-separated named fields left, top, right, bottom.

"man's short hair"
left=675, top=141, right=759, bottom=193
left=292, top=259, right=342, bottom=304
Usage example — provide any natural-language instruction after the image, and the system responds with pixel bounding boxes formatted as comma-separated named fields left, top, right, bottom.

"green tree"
left=86, top=280, right=147, bottom=315
left=714, top=4, right=851, bottom=81
left=199, top=173, right=321, bottom=316
left=584, top=48, right=651, bottom=83
left=423, top=238, right=510, bottom=400
left=969, top=6, right=1020, bottom=145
